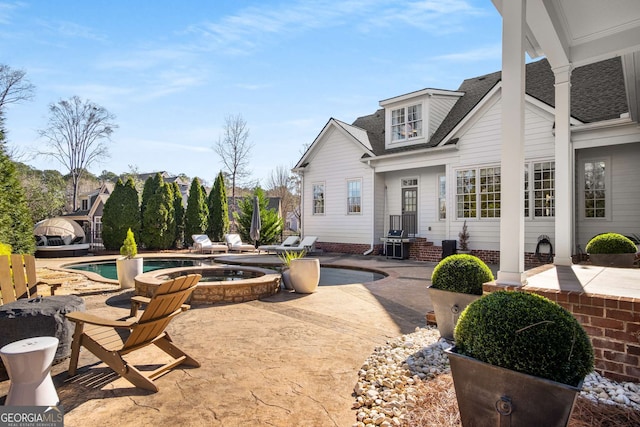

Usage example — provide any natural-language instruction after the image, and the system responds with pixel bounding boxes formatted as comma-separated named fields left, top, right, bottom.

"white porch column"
left=553, top=65, right=574, bottom=266
left=497, top=0, right=527, bottom=286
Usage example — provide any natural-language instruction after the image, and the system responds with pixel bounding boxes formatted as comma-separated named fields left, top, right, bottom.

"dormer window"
left=391, top=104, right=422, bottom=142
left=81, top=199, right=88, bottom=210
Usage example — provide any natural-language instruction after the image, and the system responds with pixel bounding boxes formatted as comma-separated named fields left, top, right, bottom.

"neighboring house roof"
left=350, top=57, right=628, bottom=157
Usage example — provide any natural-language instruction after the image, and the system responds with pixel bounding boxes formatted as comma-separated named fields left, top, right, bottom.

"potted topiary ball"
left=446, top=291, right=594, bottom=427
left=585, top=232, right=637, bottom=267
left=116, top=228, right=143, bottom=289
left=428, top=254, right=494, bottom=341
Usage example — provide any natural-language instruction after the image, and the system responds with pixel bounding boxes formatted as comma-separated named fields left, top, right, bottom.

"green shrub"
left=430, top=254, right=493, bottom=295
left=120, top=228, right=137, bottom=259
left=585, top=232, right=637, bottom=254
left=454, top=291, right=594, bottom=386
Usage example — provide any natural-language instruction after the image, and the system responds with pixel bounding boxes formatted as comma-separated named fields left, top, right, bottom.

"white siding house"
left=294, top=57, right=640, bottom=267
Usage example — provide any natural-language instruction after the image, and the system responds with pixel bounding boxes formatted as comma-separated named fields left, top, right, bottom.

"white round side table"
left=0, top=336, right=59, bottom=406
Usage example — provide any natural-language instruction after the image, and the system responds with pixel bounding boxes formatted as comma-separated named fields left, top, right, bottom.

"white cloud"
left=434, top=44, right=502, bottom=62
left=0, top=1, right=24, bottom=25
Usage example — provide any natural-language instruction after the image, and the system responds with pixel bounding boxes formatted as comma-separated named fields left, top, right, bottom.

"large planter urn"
left=589, top=253, right=636, bottom=268
left=289, top=258, right=320, bottom=293
left=446, top=347, right=582, bottom=427
left=427, top=287, right=480, bottom=341
left=116, top=257, right=143, bottom=289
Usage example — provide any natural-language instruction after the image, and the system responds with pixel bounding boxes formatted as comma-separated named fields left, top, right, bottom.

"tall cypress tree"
left=141, top=174, right=175, bottom=249
left=208, top=171, right=229, bottom=241
left=184, top=177, right=208, bottom=245
left=140, top=173, right=161, bottom=241
left=0, top=116, right=35, bottom=254
left=172, top=181, right=185, bottom=248
left=102, top=177, right=140, bottom=250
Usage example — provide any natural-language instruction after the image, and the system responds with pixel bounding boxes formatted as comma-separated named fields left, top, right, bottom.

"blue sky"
left=1, top=0, right=503, bottom=187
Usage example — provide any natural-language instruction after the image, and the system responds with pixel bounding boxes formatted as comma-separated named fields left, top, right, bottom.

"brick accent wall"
left=483, top=282, right=640, bottom=383
left=315, top=242, right=384, bottom=255
left=319, top=240, right=552, bottom=270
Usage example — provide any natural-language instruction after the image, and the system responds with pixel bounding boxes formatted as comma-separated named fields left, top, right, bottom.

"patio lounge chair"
left=65, top=274, right=202, bottom=392
left=191, top=234, right=228, bottom=254
left=258, top=235, right=300, bottom=254
left=275, top=236, right=318, bottom=254
left=224, top=234, right=257, bottom=252
left=0, top=254, right=61, bottom=303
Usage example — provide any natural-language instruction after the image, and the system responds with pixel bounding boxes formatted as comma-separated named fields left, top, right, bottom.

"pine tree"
left=184, top=177, right=208, bottom=245
left=101, top=177, right=140, bottom=250
left=234, top=187, right=282, bottom=245
left=172, top=181, right=185, bottom=248
left=0, top=118, right=35, bottom=254
left=208, top=171, right=229, bottom=241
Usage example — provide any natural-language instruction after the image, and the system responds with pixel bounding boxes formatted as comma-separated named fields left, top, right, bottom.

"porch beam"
left=497, top=0, right=526, bottom=286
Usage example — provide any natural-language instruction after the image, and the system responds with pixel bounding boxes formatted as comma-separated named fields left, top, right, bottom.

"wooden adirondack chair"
left=66, top=274, right=202, bottom=392
left=0, top=254, right=60, bottom=304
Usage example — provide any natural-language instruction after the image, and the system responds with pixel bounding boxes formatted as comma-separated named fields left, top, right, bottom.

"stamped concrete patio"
left=1, top=253, right=637, bottom=426
left=1, top=254, right=433, bottom=427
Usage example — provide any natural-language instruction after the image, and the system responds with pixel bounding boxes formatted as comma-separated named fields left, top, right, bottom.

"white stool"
left=0, top=336, right=59, bottom=406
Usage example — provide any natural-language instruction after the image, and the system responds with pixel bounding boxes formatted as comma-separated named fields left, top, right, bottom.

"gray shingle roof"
left=351, top=57, right=628, bottom=156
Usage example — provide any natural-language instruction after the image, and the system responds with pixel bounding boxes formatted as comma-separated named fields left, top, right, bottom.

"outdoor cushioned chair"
left=65, top=274, right=202, bottom=392
left=258, top=235, right=300, bottom=254
left=0, top=254, right=61, bottom=304
left=224, top=234, right=256, bottom=252
left=191, top=234, right=228, bottom=254
left=275, top=236, right=318, bottom=254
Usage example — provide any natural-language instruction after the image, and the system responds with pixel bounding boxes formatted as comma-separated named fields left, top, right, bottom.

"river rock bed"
left=352, top=326, right=640, bottom=427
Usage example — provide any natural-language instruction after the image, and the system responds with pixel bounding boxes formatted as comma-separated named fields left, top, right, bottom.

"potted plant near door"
left=458, top=220, right=471, bottom=254
left=278, top=250, right=320, bottom=293
left=585, top=232, right=637, bottom=268
left=116, top=228, right=143, bottom=289
left=446, top=291, right=594, bottom=427
left=427, top=254, right=493, bottom=341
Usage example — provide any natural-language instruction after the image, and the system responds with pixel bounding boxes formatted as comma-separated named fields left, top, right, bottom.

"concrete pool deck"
left=3, top=253, right=638, bottom=426
left=2, top=253, right=434, bottom=426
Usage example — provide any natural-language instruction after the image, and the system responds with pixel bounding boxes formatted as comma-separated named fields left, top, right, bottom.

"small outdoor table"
left=0, top=336, right=59, bottom=406
left=0, top=295, right=85, bottom=378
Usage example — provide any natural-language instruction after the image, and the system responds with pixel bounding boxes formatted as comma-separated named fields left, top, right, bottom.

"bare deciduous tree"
left=213, top=114, right=253, bottom=211
left=265, top=164, right=298, bottom=231
left=38, top=96, right=118, bottom=211
left=0, top=64, right=35, bottom=112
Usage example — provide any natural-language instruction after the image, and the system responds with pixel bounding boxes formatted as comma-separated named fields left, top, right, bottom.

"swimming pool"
left=66, top=258, right=386, bottom=285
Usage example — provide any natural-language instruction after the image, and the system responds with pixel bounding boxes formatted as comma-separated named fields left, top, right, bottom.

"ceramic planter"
left=446, top=347, right=582, bottom=427
left=589, top=253, right=636, bottom=268
left=116, top=257, right=143, bottom=289
left=281, top=269, right=294, bottom=290
left=289, top=258, right=320, bottom=293
left=427, top=287, right=480, bottom=341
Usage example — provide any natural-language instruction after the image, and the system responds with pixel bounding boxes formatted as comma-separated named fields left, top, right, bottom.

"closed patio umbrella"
left=250, top=196, right=261, bottom=248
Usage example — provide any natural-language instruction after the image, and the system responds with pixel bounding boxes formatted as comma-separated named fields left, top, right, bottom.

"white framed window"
left=391, top=104, right=422, bottom=142
left=81, top=199, right=89, bottom=210
left=456, top=169, right=476, bottom=218
left=456, top=166, right=501, bottom=219
left=582, top=159, right=609, bottom=219
left=312, top=183, right=325, bottom=215
left=524, top=161, right=555, bottom=218
left=438, top=174, right=446, bottom=220
left=347, top=179, right=361, bottom=214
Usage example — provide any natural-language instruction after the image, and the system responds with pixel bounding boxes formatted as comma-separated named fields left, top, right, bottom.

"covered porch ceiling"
left=492, top=0, right=640, bottom=122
